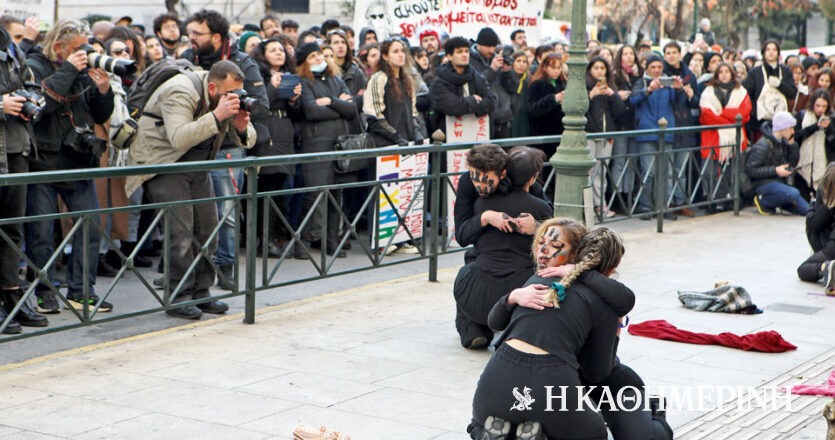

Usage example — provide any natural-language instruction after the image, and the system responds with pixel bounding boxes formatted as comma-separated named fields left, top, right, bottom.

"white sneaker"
left=394, top=243, right=420, bottom=254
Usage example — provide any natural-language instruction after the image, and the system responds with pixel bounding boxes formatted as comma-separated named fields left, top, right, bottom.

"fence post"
left=733, top=114, right=743, bottom=216
left=244, top=165, right=258, bottom=324
left=428, top=149, right=441, bottom=282
left=656, top=118, right=668, bottom=233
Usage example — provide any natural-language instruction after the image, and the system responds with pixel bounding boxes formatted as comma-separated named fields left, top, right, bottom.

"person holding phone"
left=794, top=89, right=835, bottom=201
left=585, top=56, right=625, bottom=218
left=250, top=38, right=304, bottom=257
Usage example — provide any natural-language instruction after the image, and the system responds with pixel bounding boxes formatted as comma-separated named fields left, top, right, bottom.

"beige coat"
left=125, top=72, right=256, bottom=196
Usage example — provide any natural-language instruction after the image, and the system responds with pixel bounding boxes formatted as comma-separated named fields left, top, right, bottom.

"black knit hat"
left=476, top=27, right=499, bottom=47
left=296, top=42, right=321, bottom=66
left=645, top=53, right=664, bottom=68
left=803, top=56, right=822, bottom=71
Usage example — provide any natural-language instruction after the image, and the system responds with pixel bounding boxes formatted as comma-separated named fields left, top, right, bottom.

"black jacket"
left=585, top=79, right=626, bottom=133
left=744, top=123, right=799, bottom=188
left=613, top=71, right=640, bottom=130
left=430, top=63, right=496, bottom=119
left=250, top=62, right=303, bottom=175
left=663, top=61, right=701, bottom=147
left=744, top=63, right=797, bottom=127
left=527, top=78, right=566, bottom=137
left=26, top=51, right=114, bottom=171
left=0, top=26, right=38, bottom=173
left=298, top=73, right=356, bottom=169
left=806, top=196, right=835, bottom=257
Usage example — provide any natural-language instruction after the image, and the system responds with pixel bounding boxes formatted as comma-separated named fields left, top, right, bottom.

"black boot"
left=119, top=242, right=153, bottom=268
left=0, top=297, right=22, bottom=334
left=3, top=288, right=48, bottom=327
left=215, top=262, right=236, bottom=291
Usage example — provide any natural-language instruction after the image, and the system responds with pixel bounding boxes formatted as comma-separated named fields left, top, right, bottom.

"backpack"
left=112, top=59, right=203, bottom=150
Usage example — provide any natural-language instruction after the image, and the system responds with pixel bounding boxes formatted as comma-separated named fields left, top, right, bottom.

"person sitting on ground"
left=798, top=165, right=835, bottom=295
left=453, top=147, right=553, bottom=350
left=744, top=111, right=808, bottom=215
left=468, top=220, right=633, bottom=440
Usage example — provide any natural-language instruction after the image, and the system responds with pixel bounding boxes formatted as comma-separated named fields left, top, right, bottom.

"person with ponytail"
left=453, top=147, right=553, bottom=351
left=798, top=165, right=835, bottom=295
left=468, top=221, right=635, bottom=440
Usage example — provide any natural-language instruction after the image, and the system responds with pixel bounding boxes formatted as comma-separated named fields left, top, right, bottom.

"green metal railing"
left=0, top=120, right=743, bottom=340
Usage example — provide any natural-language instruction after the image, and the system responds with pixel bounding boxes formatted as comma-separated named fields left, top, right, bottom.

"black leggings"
left=586, top=363, right=673, bottom=440
left=797, top=251, right=827, bottom=282
left=469, top=343, right=608, bottom=440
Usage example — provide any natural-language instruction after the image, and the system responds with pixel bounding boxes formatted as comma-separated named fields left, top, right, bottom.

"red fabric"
left=627, top=319, right=797, bottom=353
left=699, top=92, right=752, bottom=159
left=789, top=371, right=835, bottom=397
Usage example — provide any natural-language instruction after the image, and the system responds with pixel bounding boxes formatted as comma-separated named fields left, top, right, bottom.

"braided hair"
left=546, top=227, right=625, bottom=305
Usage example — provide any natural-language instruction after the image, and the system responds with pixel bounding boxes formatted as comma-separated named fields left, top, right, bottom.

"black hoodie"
left=430, top=62, right=496, bottom=119
left=744, top=121, right=800, bottom=187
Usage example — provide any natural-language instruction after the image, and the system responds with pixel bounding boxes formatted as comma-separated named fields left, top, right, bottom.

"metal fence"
left=0, top=120, right=743, bottom=341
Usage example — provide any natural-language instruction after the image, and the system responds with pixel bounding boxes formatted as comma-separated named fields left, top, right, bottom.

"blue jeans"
left=210, top=147, right=246, bottom=265
left=25, top=180, right=100, bottom=297
left=637, top=141, right=684, bottom=211
left=756, top=181, right=809, bottom=214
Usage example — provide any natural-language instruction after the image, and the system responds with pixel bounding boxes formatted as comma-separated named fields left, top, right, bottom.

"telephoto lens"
left=79, top=44, right=138, bottom=77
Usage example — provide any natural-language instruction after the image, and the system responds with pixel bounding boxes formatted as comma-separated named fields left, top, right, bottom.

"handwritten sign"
left=2, top=0, right=54, bottom=21
left=353, top=0, right=545, bottom=47
left=445, top=114, right=490, bottom=245
left=376, top=153, right=429, bottom=246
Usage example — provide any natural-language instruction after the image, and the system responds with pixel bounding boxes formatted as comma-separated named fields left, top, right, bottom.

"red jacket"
left=699, top=90, right=751, bottom=159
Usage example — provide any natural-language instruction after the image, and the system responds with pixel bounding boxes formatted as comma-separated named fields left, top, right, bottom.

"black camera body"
left=79, top=44, right=137, bottom=77
left=10, top=88, right=45, bottom=122
left=228, top=89, right=258, bottom=112
left=64, top=124, right=107, bottom=165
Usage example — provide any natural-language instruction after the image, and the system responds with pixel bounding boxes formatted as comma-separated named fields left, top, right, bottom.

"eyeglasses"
left=187, top=29, right=211, bottom=37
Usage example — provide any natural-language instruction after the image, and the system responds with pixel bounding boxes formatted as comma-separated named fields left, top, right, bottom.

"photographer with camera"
left=180, top=9, right=268, bottom=290
left=0, top=24, right=48, bottom=333
left=126, top=60, right=256, bottom=319
left=468, top=28, right=513, bottom=138
left=25, top=19, right=115, bottom=315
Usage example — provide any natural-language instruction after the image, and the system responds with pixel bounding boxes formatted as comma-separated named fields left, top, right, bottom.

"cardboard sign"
left=376, top=153, right=429, bottom=246
left=353, top=0, right=545, bottom=47
left=3, top=0, right=54, bottom=21
left=445, top=114, right=490, bottom=245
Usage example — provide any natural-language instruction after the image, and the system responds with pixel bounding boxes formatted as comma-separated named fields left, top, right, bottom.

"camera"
left=64, top=124, right=107, bottom=162
left=228, top=89, right=258, bottom=112
left=10, top=87, right=45, bottom=122
left=79, top=44, right=137, bottom=77
left=658, top=76, right=676, bottom=87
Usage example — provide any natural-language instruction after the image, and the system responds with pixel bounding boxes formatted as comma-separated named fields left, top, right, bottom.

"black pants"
left=586, top=362, right=673, bottom=440
left=257, top=172, right=289, bottom=243
left=0, top=153, right=27, bottom=288
left=144, top=171, right=217, bottom=299
left=798, top=250, right=828, bottom=282
left=469, top=343, right=608, bottom=440
left=453, top=263, right=531, bottom=347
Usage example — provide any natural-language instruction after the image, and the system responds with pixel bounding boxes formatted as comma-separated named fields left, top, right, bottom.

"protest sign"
left=445, top=114, right=490, bottom=245
left=376, top=153, right=429, bottom=246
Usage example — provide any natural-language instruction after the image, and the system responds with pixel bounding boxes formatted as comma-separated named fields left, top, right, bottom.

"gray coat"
left=0, top=26, right=37, bottom=174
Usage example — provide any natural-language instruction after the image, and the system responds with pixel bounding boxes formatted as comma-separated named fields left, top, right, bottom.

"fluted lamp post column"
left=550, top=0, right=594, bottom=220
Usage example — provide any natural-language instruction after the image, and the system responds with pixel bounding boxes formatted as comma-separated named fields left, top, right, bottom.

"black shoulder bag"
left=335, top=104, right=375, bottom=174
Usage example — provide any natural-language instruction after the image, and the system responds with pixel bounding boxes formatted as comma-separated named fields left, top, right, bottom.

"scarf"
left=622, top=64, right=636, bottom=76
left=799, top=109, right=828, bottom=187
left=699, top=85, right=747, bottom=161
left=516, top=71, right=527, bottom=94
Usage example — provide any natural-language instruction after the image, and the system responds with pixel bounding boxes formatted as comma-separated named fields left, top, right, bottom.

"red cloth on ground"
left=789, top=371, right=835, bottom=397
left=627, top=319, right=797, bottom=353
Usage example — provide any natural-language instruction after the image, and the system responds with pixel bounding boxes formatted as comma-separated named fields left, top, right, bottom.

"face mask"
left=311, top=61, right=328, bottom=73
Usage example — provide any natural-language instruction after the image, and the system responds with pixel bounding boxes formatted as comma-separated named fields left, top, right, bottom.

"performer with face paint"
left=452, top=147, right=553, bottom=350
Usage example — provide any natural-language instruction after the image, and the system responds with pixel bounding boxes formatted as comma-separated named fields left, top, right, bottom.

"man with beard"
left=180, top=9, right=269, bottom=291
left=260, top=15, right=280, bottom=39
left=153, top=13, right=181, bottom=57
left=419, top=28, right=440, bottom=56
left=126, top=61, right=256, bottom=319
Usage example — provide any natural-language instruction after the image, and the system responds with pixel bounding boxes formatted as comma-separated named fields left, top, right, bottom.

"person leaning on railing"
left=0, top=24, right=47, bottom=333
left=25, top=19, right=115, bottom=315
left=125, top=60, right=256, bottom=319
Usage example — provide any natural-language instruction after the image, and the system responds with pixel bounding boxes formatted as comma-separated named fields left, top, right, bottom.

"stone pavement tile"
left=0, top=394, right=146, bottom=437
left=786, top=418, right=828, bottom=439
left=331, top=388, right=470, bottom=432
left=72, top=413, right=270, bottom=440
left=625, top=356, right=770, bottom=388
left=143, top=357, right=292, bottom=389
left=0, top=384, right=52, bottom=410
left=346, top=338, right=491, bottom=374
left=680, top=342, right=832, bottom=377
left=375, top=367, right=479, bottom=401
left=249, top=347, right=419, bottom=384
left=375, top=320, right=461, bottom=346
left=617, top=331, right=712, bottom=361
left=12, top=368, right=169, bottom=402
left=104, top=381, right=299, bottom=426
left=168, top=332, right=293, bottom=363
left=427, top=432, right=471, bottom=440
left=0, top=426, right=21, bottom=437
left=239, top=404, right=445, bottom=439
left=235, top=371, right=382, bottom=407
left=0, top=432, right=65, bottom=440
left=261, top=324, right=395, bottom=352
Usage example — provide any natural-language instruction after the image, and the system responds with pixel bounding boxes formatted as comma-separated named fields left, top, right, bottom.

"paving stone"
left=0, top=394, right=146, bottom=437
left=235, top=371, right=382, bottom=407
left=72, top=413, right=270, bottom=440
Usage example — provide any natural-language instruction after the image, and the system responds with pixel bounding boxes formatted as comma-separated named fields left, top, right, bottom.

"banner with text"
left=445, top=114, right=490, bottom=245
left=353, top=0, right=544, bottom=47
left=376, top=153, right=429, bottom=246
left=2, top=0, right=54, bottom=21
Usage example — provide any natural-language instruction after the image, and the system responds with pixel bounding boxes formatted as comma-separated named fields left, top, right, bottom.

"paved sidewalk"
left=1, top=210, right=834, bottom=439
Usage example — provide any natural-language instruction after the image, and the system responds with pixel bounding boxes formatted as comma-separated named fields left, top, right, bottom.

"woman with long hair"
left=358, top=43, right=381, bottom=76
left=699, top=62, right=752, bottom=213
left=813, top=67, right=835, bottom=96
left=795, top=88, right=835, bottom=200
left=144, top=35, right=166, bottom=65
left=788, top=61, right=811, bottom=114
left=798, top=165, right=835, bottom=294
left=507, top=51, right=532, bottom=138
left=326, top=30, right=367, bottom=102
left=104, top=25, right=146, bottom=77
left=527, top=53, right=567, bottom=158
left=585, top=56, right=625, bottom=218
left=250, top=38, right=304, bottom=257
left=296, top=42, right=358, bottom=257
left=610, top=44, right=641, bottom=210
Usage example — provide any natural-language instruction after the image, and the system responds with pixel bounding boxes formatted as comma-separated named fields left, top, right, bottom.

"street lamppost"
left=550, top=0, right=593, bottom=220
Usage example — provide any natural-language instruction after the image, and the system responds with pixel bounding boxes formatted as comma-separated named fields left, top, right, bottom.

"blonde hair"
left=530, top=217, right=587, bottom=267
left=555, top=227, right=625, bottom=299
left=42, top=19, right=90, bottom=62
